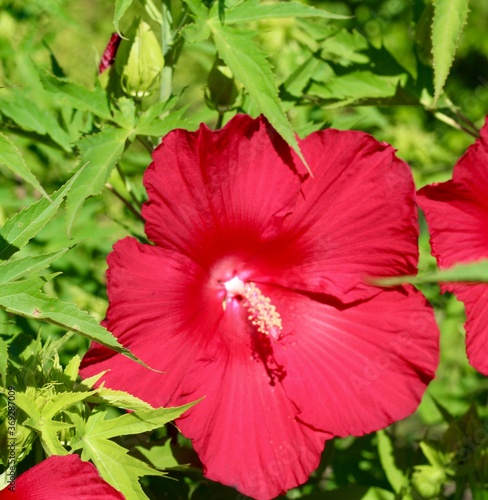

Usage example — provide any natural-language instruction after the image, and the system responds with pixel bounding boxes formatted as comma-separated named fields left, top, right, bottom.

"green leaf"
left=0, top=289, right=135, bottom=360
left=0, top=249, right=69, bottom=284
left=66, top=126, right=129, bottom=235
left=114, top=0, right=135, bottom=33
left=86, top=402, right=196, bottom=440
left=86, top=388, right=153, bottom=412
left=0, top=92, right=72, bottom=152
left=209, top=23, right=310, bottom=173
left=377, top=430, right=408, bottom=494
left=0, top=338, right=8, bottom=386
left=431, top=0, right=470, bottom=103
left=23, top=418, right=73, bottom=456
left=225, top=0, right=348, bottom=23
left=0, top=168, right=83, bottom=260
left=373, top=260, right=488, bottom=286
left=72, top=405, right=194, bottom=500
left=0, top=133, right=49, bottom=199
left=80, top=429, right=158, bottom=500
left=39, top=71, right=112, bottom=120
left=135, top=105, right=191, bottom=136
left=135, top=441, right=184, bottom=470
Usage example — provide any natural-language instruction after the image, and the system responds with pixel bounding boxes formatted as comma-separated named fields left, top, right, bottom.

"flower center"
left=223, top=276, right=283, bottom=340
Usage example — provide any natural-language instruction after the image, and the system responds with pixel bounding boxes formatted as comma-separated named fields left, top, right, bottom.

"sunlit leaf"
left=39, top=71, right=112, bottom=120
left=0, top=249, right=69, bottom=284
left=431, top=0, right=470, bottom=103
left=0, top=92, right=72, bottom=152
left=0, top=289, right=134, bottom=359
left=209, top=23, right=310, bottom=173
left=225, top=0, right=348, bottom=23
left=0, top=133, right=49, bottom=199
left=373, top=260, right=488, bottom=286
left=72, top=404, right=196, bottom=499
left=66, top=126, right=129, bottom=235
left=377, top=430, right=408, bottom=494
left=0, top=169, right=83, bottom=260
left=114, top=0, right=135, bottom=33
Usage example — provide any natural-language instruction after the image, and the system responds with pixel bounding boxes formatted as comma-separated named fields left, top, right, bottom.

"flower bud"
left=115, top=20, right=164, bottom=98
left=206, top=57, right=239, bottom=111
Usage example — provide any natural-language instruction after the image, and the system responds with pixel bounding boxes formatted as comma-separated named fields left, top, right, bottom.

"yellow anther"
left=241, top=282, right=283, bottom=340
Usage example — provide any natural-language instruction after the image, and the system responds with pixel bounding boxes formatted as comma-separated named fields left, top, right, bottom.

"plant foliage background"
left=0, top=0, right=487, bottom=498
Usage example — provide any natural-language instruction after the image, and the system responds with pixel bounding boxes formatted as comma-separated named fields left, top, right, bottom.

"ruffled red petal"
left=268, top=285, right=438, bottom=436
left=142, top=115, right=304, bottom=265
left=0, top=455, right=124, bottom=499
left=417, top=117, right=488, bottom=375
left=265, top=129, right=419, bottom=303
left=81, top=237, right=225, bottom=406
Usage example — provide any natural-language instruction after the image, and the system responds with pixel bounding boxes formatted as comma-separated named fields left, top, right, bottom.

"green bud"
left=206, top=57, right=239, bottom=111
left=115, top=20, right=164, bottom=98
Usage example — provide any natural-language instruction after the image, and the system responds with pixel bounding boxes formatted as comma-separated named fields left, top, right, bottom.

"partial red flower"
left=80, top=115, right=439, bottom=499
left=417, top=118, right=488, bottom=376
left=0, top=454, right=124, bottom=499
left=98, top=33, right=122, bottom=74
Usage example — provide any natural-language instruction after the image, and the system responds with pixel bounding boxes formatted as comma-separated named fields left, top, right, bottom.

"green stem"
left=105, top=182, right=145, bottom=223
left=115, top=163, right=142, bottom=210
left=160, top=0, right=174, bottom=102
left=433, top=111, right=479, bottom=139
left=215, top=110, right=225, bottom=129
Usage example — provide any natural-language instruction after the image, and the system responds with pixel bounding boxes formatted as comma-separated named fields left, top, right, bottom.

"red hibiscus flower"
left=0, top=454, right=124, bottom=499
left=417, top=118, right=488, bottom=376
left=80, top=115, right=439, bottom=499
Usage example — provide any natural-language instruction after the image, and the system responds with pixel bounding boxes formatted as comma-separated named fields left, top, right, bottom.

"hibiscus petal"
left=176, top=322, right=328, bottom=500
left=450, top=284, right=488, bottom=375
left=0, top=455, right=124, bottom=499
left=80, top=237, right=224, bottom=405
left=142, top=114, right=304, bottom=263
left=262, top=129, right=419, bottom=303
left=417, top=117, right=488, bottom=376
left=270, top=285, right=438, bottom=436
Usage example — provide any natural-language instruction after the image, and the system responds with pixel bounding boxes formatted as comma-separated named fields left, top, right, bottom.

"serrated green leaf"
left=135, top=440, right=187, bottom=470
left=0, top=167, right=84, bottom=260
left=135, top=105, right=191, bottom=136
left=86, top=388, right=153, bottom=411
left=39, top=71, right=111, bottom=120
left=309, top=71, right=404, bottom=102
left=0, top=338, right=8, bottom=385
left=377, top=430, right=408, bottom=494
left=86, top=402, right=196, bottom=440
left=66, top=126, right=129, bottom=235
left=0, top=133, right=49, bottom=199
left=74, top=410, right=167, bottom=500
left=64, top=355, right=81, bottom=385
left=114, top=0, right=135, bottom=33
left=0, top=92, right=72, bottom=152
left=0, top=277, right=47, bottom=297
left=225, top=0, right=348, bottom=23
left=0, top=290, right=134, bottom=359
left=111, top=97, right=137, bottom=132
left=373, top=260, right=488, bottom=286
left=0, top=249, right=69, bottom=284
left=431, top=0, right=470, bottom=103
left=209, top=24, right=310, bottom=173
left=81, top=433, right=158, bottom=500
left=23, top=417, right=73, bottom=456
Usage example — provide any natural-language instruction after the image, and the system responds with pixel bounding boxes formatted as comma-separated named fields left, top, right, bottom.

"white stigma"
left=224, top=276, right=246, bottom=297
